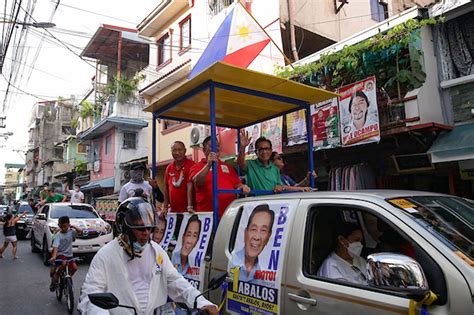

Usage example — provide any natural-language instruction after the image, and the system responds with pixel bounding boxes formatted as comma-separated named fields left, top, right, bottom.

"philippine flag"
left=188, top=4, right=270, bottom=79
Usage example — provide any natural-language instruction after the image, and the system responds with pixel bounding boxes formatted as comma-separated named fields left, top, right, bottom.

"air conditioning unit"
left=190, top=123, right=210, bottom=148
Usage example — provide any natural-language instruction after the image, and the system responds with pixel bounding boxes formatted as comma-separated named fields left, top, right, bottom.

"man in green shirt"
left=45, top=190, right=67, bottom=203
left=237, top=131, right=284, bottom=193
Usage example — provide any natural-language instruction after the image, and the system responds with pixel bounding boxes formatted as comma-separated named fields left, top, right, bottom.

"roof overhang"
left=81, top=24, right=150, bottom=64
left=140, top=59, right=191, bottom=99
left=144, top=62, right=338, bottom=129
left=81, top=177, right=115, bottom=191
left=137, top=0, right=190, bottom=37
left=428, top=122, right=474, bottom=163
left=79, top=117, right=148, bottom=141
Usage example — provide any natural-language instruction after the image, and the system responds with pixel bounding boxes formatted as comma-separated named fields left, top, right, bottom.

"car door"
left=283, top=198, right=425, bottom=315
left=34, top=205, right=49, bottom=245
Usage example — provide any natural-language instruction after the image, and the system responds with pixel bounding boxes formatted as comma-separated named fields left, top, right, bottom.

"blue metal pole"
left=236, top=128, right=241, bottom=176
left=305, top=104, right=315, bottom=188
left=152, top=114, right=157, bottom=179
left=210, top=82, right=219, bottom=230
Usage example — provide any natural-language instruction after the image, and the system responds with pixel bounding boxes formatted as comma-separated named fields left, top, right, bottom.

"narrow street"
left=0, top=225, right=90, bottom=315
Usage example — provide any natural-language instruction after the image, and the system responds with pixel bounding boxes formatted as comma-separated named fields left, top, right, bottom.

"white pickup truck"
left=203, top=190, right=473, bottom=315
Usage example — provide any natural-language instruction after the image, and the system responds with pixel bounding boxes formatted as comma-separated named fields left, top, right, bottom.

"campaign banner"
left=153, top=213, right=177, bottom=251
left=245, top=123, right=262, bottom=155
left=227, top=202, right=294, bottom=315
left=261, top=117, right=282, bottom=153
left=286, top=109, right=307, bottom=146
left=311, top=98, right=340, bottom=150
left=339, top=76, right=380, bottom=146
left=171, top=213, right=213, bottom=290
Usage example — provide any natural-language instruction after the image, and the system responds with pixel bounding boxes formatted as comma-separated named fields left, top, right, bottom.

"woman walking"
left=0, top=212, right=27, bottom=259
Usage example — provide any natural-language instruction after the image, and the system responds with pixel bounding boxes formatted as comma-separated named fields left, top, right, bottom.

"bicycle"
left=53, top=257, right=80, bottom=314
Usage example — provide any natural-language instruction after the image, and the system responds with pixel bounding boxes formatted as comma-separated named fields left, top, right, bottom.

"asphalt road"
left=0, top=225, right=90, bottom=315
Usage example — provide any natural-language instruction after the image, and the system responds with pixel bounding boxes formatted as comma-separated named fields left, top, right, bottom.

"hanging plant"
left=79, top=100, right=95, bottom=119
left=275, top=18, right=442, bottom=99
left=105, top=73, right=145, bottom=104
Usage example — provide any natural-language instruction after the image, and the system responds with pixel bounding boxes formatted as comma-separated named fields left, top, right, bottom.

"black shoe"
left=49, top=282, right=56, bottom=292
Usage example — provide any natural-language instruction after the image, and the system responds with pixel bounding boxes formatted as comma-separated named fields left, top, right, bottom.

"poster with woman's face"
left=261, top=117, right=282, bottom=153
left=311, top=97, right=340, bottom=150
left=171, top=213, right=213, bottom=290
left=286, top=109, right=307, bottom=146
left=244, top=123, right=261, bottom=155
left=338, top=76, right=380, bottom=146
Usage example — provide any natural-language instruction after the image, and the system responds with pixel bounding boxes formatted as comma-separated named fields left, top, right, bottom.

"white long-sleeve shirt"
left=78, top=239, right=213, bottom=314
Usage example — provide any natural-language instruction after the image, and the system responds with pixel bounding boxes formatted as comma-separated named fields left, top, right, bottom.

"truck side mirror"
left=367, top=253, right=430, bottom=301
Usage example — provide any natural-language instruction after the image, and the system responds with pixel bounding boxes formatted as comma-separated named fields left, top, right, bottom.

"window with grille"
left=158, top=33, right=171, bottom=65
left=180, top=16, right=191, bottom=52
left=123, top=132, right=137, bottom=149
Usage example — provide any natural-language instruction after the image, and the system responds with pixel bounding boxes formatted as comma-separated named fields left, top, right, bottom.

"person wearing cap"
left=118, top=163, right=154, bottom=203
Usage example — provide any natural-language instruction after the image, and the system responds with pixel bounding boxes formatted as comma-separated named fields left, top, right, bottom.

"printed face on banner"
left=227, top=202, right=294, bottom=315
left=153, top=213, right=176, bottom=250
left=339, top=77, right=380, bottom=146
left=286, top=109, right=307, bottom=146
left=245, top=123, right=262, bottom=155
left=171, top=213, right=213, bottom=290
left=261, top=117, right=282, bottom=153
left=311, top=98, right=340, bottom=150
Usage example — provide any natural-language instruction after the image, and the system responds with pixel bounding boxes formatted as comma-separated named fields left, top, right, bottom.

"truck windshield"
left=50, top=205, right=98, bottom=219
left=390, top=196, right=473, bottom=261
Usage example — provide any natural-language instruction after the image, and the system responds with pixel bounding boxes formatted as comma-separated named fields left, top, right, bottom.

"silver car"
left=206, top=191, right=473, bottom=315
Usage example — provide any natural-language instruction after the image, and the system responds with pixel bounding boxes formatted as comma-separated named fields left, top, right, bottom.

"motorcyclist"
left=78, top=197, right=218, bottom=314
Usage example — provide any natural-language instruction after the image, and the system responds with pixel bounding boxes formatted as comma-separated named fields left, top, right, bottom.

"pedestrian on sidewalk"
left=0, top=212, right=28, bottom=259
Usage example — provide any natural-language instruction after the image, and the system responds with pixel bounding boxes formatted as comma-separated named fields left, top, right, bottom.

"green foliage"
left=74, top=160, right=87, bottom=175
left=71, top=117, right=78, bottom=129
left=105, top=73, right=145, bottom=104
left=275, top=18, right=441, bottom=98
left=79, top=100, right=95, bottom=119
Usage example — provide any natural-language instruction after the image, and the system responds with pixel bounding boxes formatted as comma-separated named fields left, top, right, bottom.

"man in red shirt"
left=163, top=141, right=196, bottom=215
left=189, top=136, right=250, bottom=218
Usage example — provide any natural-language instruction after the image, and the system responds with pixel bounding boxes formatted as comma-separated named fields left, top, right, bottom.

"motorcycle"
left=88, top=272, right=227, bottom=314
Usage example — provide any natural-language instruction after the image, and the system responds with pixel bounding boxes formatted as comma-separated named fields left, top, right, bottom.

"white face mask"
left=347, top=241, right=363, bottom=258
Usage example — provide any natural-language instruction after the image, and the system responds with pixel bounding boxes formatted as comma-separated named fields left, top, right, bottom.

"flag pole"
left=238, top=1, right=295, bottom=69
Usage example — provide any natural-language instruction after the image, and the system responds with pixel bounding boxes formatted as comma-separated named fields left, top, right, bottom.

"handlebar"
left=53, top=257, right=81, bottom=263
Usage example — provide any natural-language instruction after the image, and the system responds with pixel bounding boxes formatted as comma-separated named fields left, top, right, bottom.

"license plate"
left=78, top=245, right=93, bottom=251
left=17, top=226, right=24, bottom=230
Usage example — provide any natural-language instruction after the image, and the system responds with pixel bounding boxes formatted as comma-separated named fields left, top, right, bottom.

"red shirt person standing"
left=163, top=141, right=196, bottom=215
left=189, top=136, right=250, bottom=218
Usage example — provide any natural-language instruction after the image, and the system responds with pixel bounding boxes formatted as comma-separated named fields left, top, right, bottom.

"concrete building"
left=4, top=163, right=25, bottom=202
left=77, top=25, right=150, bottom=204
left=25, top=99, right=75, bottom=195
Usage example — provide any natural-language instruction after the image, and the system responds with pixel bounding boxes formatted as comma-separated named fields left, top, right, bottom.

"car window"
left=19, top=204, right=34, bottom=214
left=304, top=205, right=447, bottom=304
left=50, top=205, right=98, bottom=219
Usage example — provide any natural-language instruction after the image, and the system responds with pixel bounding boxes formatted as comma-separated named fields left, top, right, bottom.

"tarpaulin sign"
left=227, top=202, right=294, bottom=315
left=286, top=109, right=307, bottom=146
left=261, top=117, right=282, bottom=153
left=171, top=213, right=213, bottom=290
left=339, top=76, right=380, bottom=146
left=153, top=213, right=177, bottom=251
left=311, top=97, right=340, bottom=150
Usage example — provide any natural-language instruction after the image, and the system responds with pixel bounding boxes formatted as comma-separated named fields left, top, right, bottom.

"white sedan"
left=31, top=202, right=113, bottom=265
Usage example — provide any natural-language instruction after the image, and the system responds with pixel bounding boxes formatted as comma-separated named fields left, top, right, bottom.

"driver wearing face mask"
left=317, top=222, right=368, bottom=285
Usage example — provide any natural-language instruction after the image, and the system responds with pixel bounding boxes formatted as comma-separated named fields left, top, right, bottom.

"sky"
left=0, top=0, right=157, bottom=183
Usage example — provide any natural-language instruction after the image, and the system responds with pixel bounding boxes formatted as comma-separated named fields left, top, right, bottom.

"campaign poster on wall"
left=245, top=123, right=261, bottom=155
left=153, top=213, right=177, bottom=251
left=339, top=76, right=380, bottom=146
left=311, top=97, right=340, bottom=150
left=171, top=213, right=213, bottom=290
left=261, top=117, right=282, bottom=153
left=286, top=109, right=307, bottom=146
left=227, top=202, right=294, bottom=315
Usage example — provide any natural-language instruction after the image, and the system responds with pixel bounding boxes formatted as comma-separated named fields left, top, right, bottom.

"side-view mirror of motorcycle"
left=193, top=272, right=228, bottom=309
left=208, top=271, right=228, bottom=290
left=89, top=293, right=137, bottom=315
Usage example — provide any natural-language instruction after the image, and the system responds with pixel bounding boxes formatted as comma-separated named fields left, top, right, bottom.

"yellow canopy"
left=144, top=62, right=338, bottom=128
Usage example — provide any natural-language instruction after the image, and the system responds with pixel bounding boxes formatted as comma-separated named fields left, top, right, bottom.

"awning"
left=143, top=61, right=338, bottom=129
left=79, top=116, right=148, bottom=141
left=428, top=122, right=474, bottom=163
left=81, top=177, right=115, bottom=191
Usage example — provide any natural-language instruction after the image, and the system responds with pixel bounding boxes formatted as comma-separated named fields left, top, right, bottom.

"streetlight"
left=0, top=19, right=56, bottom=28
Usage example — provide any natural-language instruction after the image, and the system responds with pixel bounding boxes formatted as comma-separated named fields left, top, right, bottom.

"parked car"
left=13, top=201, right=35, bottom=239
left=203, top=190, right=473, bottom=314
left=0, top=205, right=8, bottom=222
left=31, top=203, right=113, bottom=265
